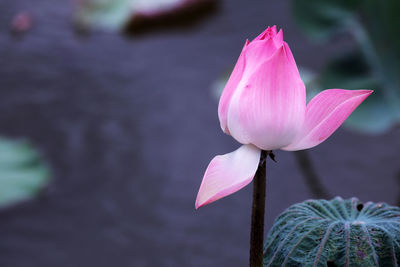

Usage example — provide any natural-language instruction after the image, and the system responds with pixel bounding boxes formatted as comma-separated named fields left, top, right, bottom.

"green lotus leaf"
left=264, top=197, right=400, bottom=266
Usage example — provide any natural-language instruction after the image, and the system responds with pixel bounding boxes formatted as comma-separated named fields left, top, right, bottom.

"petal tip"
left=195, top=200, right=202, bottom=209
left=195, top=187, right=214, bottom=209
left=195, top=196, right=212, bottom=209
left=274, top=29, right=283, bottom=44
left=254, top=26, right=278, bottom=41
left=353, top=89, right=374, bottom=102
left=361, top=89, right=373, bottom=96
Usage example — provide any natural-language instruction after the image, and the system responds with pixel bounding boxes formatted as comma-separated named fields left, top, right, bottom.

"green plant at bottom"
left=264, top=197, right=400, bottom=266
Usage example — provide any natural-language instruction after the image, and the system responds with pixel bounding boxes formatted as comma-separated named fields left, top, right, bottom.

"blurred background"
left=0, top=0, right=399, bottom=266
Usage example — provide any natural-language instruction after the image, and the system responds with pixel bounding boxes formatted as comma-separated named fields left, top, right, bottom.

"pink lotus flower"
left=196, top=26, right=372, bottom=209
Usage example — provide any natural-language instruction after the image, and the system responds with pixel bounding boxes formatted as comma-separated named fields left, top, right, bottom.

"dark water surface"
left=0, top=0, right=399, bottom=266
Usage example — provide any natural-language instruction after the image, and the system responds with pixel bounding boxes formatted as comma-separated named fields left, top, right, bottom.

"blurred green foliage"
left=75, top=0, right=187, bottom=31
left=293, top=0, right=400, bottom=133
left=75, top=0, right=133, bottom=31
left=0, top=138, right=51, bottom=208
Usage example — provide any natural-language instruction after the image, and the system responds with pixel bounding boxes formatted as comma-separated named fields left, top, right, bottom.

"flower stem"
left=249, top=150, right=268, bottom=267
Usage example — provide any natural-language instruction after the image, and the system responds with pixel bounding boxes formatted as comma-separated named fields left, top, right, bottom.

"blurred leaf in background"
left=75, top=0, right=133, bottom=31
left=0, top=137, right=51, bottom=208
left=74, top=0, right=218, bottom=34
left=292, top=0, right=362, bottom=40
left=292, top=0, right=400, bottom=134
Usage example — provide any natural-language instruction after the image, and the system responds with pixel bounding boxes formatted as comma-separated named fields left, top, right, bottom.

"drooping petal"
left=282, top=89, right=373, bottom=151
left=227, top=45, right=306, bottom=150
left=218, top=40, right=249, bottom=134
left=195, top=144, right=261, bottom=209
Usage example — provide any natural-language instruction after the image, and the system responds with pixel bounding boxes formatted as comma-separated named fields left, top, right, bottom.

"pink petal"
left=282, top=89, right=373, bottom=151
left=244, top=36, right=282, bottom=78
left=195, top=145, right=261, bottom=209
left=219, top=27, right=285, bottom=135
left=274, top=29, right=283, bottom=47
left=227, top=45, right=306, bottom=150
left=254, top=25, right=277, bottom=41
left=282, top=42, right=299, bottom=74
left=218, top=40, right=249, bottom=134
